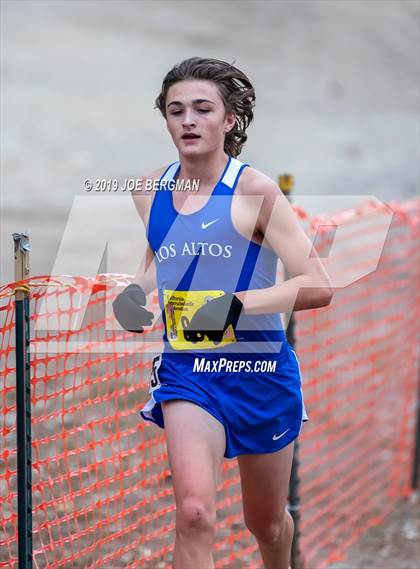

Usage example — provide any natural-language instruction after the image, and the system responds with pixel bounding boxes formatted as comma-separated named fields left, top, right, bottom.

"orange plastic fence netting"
left=0, top=198, right=419, bottom=569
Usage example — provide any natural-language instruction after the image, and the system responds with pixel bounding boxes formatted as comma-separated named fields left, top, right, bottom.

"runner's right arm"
left=130, top=168, right=166, bottom=295
left=131, top=244, right=157, bottom=296
left=113, top=169, right=166, bottom=333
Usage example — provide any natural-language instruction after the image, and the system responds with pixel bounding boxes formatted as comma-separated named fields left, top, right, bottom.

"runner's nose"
left=182, top=109, right=196, bottom=128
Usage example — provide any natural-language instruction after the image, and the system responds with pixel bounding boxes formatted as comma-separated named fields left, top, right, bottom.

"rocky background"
left=1, top=0, right=419, bottom=282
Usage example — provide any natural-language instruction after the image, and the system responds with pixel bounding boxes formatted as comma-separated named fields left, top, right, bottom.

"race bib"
left=163, top=289, right=236, bottom=350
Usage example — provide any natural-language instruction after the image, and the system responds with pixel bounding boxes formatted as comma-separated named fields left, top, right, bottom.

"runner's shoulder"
left=132, top=165, right=168, bottom=223
left=236, top=166, right=290, bottom=232
left=237, top=166, right=283, bottom=200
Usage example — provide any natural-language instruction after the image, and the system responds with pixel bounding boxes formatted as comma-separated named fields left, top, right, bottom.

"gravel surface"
left=329, top=493, right=420, bottom=569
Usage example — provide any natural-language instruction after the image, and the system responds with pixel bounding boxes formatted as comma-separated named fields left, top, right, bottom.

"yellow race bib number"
left=163, top=289, right=236, bottom=350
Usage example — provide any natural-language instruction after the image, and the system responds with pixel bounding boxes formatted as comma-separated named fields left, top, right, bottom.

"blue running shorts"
left=140, top=341, right=309, bottom=459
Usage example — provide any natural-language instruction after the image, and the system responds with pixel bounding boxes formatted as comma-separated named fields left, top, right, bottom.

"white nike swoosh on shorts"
left=272, top=428, right=290, bottom=441
left=201, top=219, right=219, bottom=229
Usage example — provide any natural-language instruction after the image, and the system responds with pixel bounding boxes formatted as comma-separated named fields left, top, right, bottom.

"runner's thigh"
left=237, top=441, right=294, bottom=530
left=162, top=400, right=226, bottom=506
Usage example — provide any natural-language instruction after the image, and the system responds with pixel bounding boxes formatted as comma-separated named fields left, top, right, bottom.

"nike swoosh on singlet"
left=272, top=428, right=290, bottom=441
left=201, top=219, right=219, bottom=229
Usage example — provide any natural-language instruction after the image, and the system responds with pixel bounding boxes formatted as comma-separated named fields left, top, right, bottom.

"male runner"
left=113, top=57, right=333, bottom=569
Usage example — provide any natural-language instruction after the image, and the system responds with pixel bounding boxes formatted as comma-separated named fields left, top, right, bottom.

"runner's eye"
left=170, top=111, right=182, bottom=115
left=198, top=109, right=210, bottom=113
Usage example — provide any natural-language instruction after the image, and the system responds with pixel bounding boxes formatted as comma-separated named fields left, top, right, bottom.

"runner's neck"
left=176, top=151, right=229, bottom=192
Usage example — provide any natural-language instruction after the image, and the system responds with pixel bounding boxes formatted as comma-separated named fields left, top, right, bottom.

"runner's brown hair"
left=155, top=57, right=255, bottom=157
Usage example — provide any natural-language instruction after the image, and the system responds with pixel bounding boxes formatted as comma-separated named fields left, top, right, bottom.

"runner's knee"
left=176, top=496, right=217, bottom=536
left=246, top=509, right=293, bottom=544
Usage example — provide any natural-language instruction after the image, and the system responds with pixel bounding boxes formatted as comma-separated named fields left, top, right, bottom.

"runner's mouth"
left=181, top=134, right=201, bottom=139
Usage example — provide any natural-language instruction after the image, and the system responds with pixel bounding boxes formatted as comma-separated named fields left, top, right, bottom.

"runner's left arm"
left=235, top=179, right=333, bottom=314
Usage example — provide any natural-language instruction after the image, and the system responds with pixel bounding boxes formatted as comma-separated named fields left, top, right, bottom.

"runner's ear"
left=224, top=110, right=236, bottom=134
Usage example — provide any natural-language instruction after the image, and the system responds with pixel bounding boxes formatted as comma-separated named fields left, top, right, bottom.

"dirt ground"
left=328, top=493, right=420, bottom=569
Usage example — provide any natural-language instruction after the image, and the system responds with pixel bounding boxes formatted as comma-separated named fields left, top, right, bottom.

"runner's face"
left=165, top=80, right=235, bottom=157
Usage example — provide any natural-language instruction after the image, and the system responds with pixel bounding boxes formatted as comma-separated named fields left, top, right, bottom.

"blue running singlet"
left=140, top=155, right=309, bottom=458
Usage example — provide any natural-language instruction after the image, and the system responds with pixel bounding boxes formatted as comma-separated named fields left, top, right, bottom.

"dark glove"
left=183, top=293, right=243, bottom=344
left=112, top=284, right=154, bottom=333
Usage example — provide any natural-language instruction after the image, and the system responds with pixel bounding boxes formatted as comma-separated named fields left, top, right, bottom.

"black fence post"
left=278, top=175, right=305, bottom=569
left=13, top=232, right=33, bottom=569
left=411, top=372, right=420, bottom=490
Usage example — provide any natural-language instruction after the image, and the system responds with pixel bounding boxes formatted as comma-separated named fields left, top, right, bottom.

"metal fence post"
left=278, top=175, right=305, bottom=569
left=13, top=232, right=33, bottom=569
left=411, top=374, right=420, bottom=490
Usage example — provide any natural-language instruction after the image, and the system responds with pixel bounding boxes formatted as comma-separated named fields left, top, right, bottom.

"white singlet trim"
left=221, top=158, right=244, bottom=189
